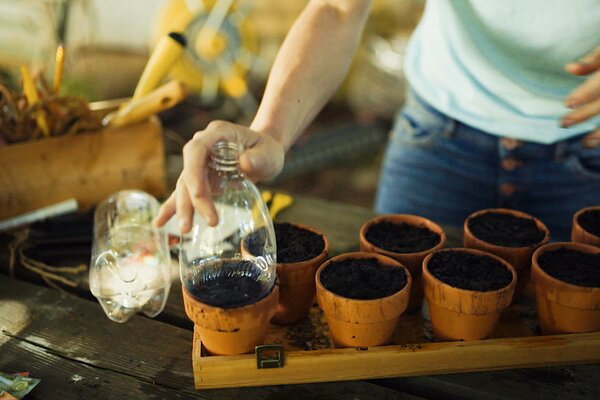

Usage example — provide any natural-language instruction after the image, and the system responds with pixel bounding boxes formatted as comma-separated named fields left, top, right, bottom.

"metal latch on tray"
left=255, top=344, right=284, bottom=369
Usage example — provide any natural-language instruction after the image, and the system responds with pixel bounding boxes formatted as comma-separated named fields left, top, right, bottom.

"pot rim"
left=315, top=251, right=412, bottom=304
left=573, top=206, right=600, bottom=240
left=531, top=241, right=600, bottom=293
left=182, top=280, right=280, bottom=313
left=464, top=208, right=550, bottom=250
left=275, top=223, right=330, bottom=269
left=422, top=247, right=517, bottom=296
left=359, top=214, right=447, bottom=258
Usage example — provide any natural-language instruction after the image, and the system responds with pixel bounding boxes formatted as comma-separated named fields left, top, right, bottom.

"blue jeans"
left=375, top=90, right=600, bottom=241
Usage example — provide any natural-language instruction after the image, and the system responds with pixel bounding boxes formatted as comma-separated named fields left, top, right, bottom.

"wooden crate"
left=191, top=286, right=600, bottom=389
left=0, top=117, right=166, bottom=219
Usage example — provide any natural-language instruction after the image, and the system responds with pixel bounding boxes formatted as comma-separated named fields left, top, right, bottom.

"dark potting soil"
left=320, top=257, right=407, bottom=300
left=245, top=223, right=325, bottom=263
left=468, top=211, right=545, bottom=247
left=538, top=248, right=600, bottom=288
left=365, top=221, right=440, bottom=253
left=428, top=251, right=513, bottom=291
left=274, top=222, right=325, bottom=263
left=578, top=209, right=600, bottom=237
left=184, top=260, right=270, bottom=308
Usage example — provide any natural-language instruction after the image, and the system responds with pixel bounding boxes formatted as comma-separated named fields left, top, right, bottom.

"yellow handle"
left=269, top=193, right=294, bottom=220
left=20, top=65, right=50, bottom=137
left=105, top=80, right=188, bottom=127
left=132, top=32, right=186, bottom=101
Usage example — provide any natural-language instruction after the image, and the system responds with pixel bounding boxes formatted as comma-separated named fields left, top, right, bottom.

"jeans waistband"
left=404, top=88, right=597, bottom=160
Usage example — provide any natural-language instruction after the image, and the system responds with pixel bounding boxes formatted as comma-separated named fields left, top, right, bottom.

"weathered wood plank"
left=0, top=274, right=421, bottom=399
left=374, top=364, right=600, bottom=400
left=0, top=337, right=204, bottom=400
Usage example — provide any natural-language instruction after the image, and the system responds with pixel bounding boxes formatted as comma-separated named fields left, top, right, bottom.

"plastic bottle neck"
left=209, top=141, right=242, bottom=172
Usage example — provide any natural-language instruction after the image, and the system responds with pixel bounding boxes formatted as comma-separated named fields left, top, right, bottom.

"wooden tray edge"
left=191, top=329, right=600, bottom=389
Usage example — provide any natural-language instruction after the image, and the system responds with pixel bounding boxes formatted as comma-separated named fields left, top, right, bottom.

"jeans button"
left=499, top=183, right=517, bottom=196
left=501, top=138, right=522, bottom=150
left=501, top=157, right=521, bottom=171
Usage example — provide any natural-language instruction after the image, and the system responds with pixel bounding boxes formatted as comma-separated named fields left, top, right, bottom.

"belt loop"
left=554, top=141, right=568, bottom=162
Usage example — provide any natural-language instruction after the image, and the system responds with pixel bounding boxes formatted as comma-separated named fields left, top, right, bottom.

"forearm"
left=250, top=0, right=371, bottom=151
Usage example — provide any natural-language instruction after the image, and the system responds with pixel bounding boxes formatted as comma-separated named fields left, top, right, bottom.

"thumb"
left=239, top=135, right=285, bottom=182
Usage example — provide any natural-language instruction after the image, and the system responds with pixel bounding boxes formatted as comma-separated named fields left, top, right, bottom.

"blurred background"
left=0, top=0, right=424, bottom=209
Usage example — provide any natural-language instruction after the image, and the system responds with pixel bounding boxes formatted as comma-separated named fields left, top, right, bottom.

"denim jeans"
left=375, top=90, right=600, bottom=241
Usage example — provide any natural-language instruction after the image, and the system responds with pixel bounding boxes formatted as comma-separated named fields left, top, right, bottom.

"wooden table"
left=1, top=195, right=599, bottom=399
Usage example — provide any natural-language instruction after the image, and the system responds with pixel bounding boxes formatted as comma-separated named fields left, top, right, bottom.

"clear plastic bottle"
left=90, top=190, right=171, bottom=323
left=179, top=141, right=276, bottom=308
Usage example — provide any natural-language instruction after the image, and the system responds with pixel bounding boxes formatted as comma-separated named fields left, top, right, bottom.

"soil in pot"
left=365, top=221, right=441, bottom=253
left=319, top=257, right=408, bottom=299
left=246, top=222, right=325, bottom=263
left=467, top=211, right=545, bottom=247
left=577, top=209, right=600, bottom=238
left=537, top=248, right=600, bottom=288
left=274, top=222, right=325, bottom=263
left=183, top=260, right=269, bottom=308
left=427, top=251, right=513, bottom=291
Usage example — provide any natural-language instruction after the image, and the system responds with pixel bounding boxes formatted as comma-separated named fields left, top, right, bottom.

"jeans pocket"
left=391, top=91, right=454, bottom=146
left=565, top=144, right=600, bottom=180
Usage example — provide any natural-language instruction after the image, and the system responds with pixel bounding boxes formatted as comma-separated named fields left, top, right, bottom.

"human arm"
left=154, top=0, right=372, bottom=232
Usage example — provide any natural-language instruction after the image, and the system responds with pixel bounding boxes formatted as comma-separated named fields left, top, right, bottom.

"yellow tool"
left=152, top=0, right=258, bottom=109
left=268, top=192, right=294, bottom=220
left=20, top=65, right=50, bottom=137
left=53, top=43, right=65, bottom=94
left=261, top=191, right=294, bottom=221
left=132, top=32, right=187, bottom=101
left=103, top=80, right=188, bottom=127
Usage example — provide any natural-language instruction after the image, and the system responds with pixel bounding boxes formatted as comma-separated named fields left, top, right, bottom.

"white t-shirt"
left=404, top=0, right=600, bottom=144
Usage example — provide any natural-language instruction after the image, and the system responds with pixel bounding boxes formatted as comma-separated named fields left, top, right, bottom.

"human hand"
left=563, top=45, right=600, bottom=133
left=153, top=120, right=285, bottom=232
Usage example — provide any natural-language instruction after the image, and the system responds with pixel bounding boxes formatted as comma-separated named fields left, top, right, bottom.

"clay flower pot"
left=464, top=208, right=549, bottom=301
left=359, top=214, right=446, bottom=312
left=423, top=248, right=517, bottom=341
left=572, top=206, right=600, bottom=248
left=531, top=242, right=600, bottom=335
left=315, top=252, right=411, bottom=348
left=182, top=284, right=279, bottom=355
left=272, top=223, right=330, bottom=325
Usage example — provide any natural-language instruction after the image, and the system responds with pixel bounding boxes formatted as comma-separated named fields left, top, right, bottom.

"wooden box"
left=0, top=117, right=167, bottom=219
left=191, top=287, right=600, bottom=389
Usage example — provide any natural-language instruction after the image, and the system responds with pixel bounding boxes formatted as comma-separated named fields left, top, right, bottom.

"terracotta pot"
left=272, top=224, right=330, bottom=325
left=423, top=248, right=517, bottom=341
left=182, top=283, right=279, bottom=355
left=359, top=214, right=446, bottom=312
left=572, top=206, right=600, bottom=248
left=531, top=242, right=600, bottom=334
left=464, top=208, right=549, bottom=302
left=315, top=252, right=411, bottom=348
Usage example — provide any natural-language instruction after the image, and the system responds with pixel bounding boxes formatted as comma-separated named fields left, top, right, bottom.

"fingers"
left=565, top=68, right=600, bottom=108
left=565, top=45, right=600, bottom=76
left=563, top=46, right=600, bottom=126
left=181, top=138, right=217, bottom=226
left=176, top=178, right=194, bottom=233
left=153, top=191, right=176, bottom=227
left=562, top=95, right=600, bottom=128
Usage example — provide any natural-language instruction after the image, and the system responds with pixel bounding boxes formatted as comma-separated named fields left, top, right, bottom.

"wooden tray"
left=191, top=286, right=600, bottom=389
